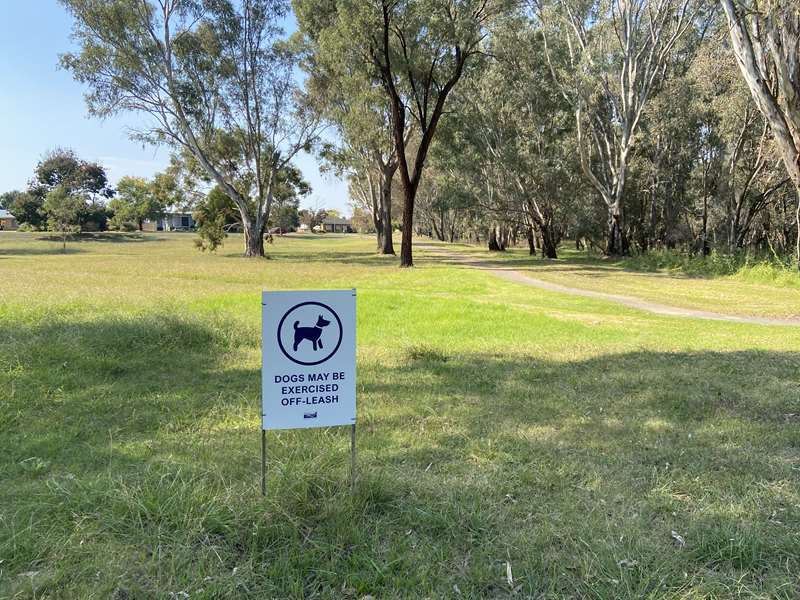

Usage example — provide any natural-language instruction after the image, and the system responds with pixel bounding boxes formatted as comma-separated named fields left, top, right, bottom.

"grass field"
left=1, top=232, right=799, bottom=598
left=436, top=243, right=800, bottom=320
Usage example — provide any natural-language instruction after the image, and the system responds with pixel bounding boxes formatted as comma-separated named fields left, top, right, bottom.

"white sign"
left=261, top=289, right=356, bottom=430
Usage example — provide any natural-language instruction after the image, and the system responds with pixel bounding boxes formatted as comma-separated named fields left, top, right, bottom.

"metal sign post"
left=350, top=423, right=356, bottom=490
left=260, top=289, right=357, bottom=496
left=261, top=429, right=267, bottom=496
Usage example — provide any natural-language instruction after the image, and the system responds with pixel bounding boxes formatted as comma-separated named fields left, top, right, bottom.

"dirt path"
left=419, top=244, right=800, bottom=327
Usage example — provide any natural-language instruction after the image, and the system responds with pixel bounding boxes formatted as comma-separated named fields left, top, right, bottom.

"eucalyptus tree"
left=689, top=32, right=789, bottom=254
left=720, top=0, right=800, bottom=266
left=415, top=162, right=477, bottom=243
left=439, top=15, right=578, bottom=257
left=535, top=0, right=703, bottom=255
left=629, top=72, right=703, bottom=252
left=295, top=0, right=507, bottom=266
left=59, top=0, right=323, bottom=257
left=370, top=0, right=507, bottom=266
left=295, top=0, right=399, bottom=254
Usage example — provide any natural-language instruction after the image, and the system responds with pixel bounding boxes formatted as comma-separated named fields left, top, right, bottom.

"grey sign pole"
left=350, top=423, right=357, bottom=491
left=261, top=429, right=266, bottom=496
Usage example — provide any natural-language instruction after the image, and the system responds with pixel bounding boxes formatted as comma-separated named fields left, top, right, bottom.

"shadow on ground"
left=1, top=316, right=798, bottom=597
left=417, top=244, right=729, bottom=281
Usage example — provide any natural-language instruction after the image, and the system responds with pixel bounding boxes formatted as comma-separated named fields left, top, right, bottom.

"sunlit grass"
left=1, top=231, right=799, bottom=598
left=429, top=240, right=800, bottom=319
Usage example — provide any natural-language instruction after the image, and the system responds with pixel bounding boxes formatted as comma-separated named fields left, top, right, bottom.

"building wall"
left=143, top=214, right=194, bottom=231
left=323, top=223, right=351, bottom=233
left=0, top=217, right=18, bottom=230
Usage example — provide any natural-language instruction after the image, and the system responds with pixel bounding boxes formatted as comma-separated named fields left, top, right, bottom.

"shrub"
left=621, top=249, right=800, bottom=287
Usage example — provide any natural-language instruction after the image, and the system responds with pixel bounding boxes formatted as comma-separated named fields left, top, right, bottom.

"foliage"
left=0, top=190, right=45, bottom=228
left=16, top=148, right=115, bottom=232
left=60, top=0, right=322, bottom=256
left=350, top=206, right=374, bottom=233
left=108, top=176, right=165, bottom=231
left=42, top=185, right=86, bottom=250
left=620, top=249, right=800, bottom=283
left=31, top=147, right=113, bottom=201
left=193, top=212, right=227, bottom=252
left=299, top=207, right=328, bottom=230
left=192, top=187, right=238, bottom=252
left=271, top=203, right=300, bottom=232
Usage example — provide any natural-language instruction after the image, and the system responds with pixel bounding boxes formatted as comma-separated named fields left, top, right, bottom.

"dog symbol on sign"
left=292, top=315, right=331, bottom=351
left=277, top=301, right=343, bottom=366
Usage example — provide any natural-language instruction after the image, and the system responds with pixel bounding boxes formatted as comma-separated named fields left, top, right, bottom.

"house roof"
left=322, top=216, right=351, bottom=225
left=0, top=209, right=15, bottom=219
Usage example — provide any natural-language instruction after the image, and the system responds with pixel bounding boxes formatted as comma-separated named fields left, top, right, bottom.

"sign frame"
left=260, top=289, right=357, bottom=494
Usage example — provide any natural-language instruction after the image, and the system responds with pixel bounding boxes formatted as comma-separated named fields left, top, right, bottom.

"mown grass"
left=430, top=241, right=800, bottom=319
left=1, top=232, right=799, bottom=598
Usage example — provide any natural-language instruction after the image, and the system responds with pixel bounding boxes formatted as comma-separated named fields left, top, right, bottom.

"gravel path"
left=419, top=244, right=800, bottom=327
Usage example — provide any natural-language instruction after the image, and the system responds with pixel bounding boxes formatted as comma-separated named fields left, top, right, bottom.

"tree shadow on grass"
left=272, top=251, right=399, bottom=266
left=77, top=232, right=169, bottom=243
left=214, top=249, right=401, bottom=267
left=0, top=245, right=88, bottom=256
left=418, top=246, right=741, bottom=283
left=2, top=316, right=799, bottom=597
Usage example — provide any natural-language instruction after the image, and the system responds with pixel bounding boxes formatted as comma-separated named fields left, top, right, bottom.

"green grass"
left=1, top=231, right=799, bottom=598
left=432, top=241, right=800, bottom=319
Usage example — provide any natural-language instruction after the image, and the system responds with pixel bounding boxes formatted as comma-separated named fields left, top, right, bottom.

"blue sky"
left=0, top=1, right=349, bottom=214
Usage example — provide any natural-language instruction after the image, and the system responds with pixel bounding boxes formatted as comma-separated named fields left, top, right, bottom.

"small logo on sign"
left=304, top=412, right=318, bottom=419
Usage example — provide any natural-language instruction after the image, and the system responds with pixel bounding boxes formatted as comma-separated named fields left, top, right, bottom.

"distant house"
left=143, top=211, right=195, bottom=232
left=321, top=216, right=353, bottom=233
left=0, top=209, right=18, bottom=230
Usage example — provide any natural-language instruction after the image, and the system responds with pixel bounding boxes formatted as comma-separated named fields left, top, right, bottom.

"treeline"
left=0, top=149, right=190, bottom=252
left=297, top=0, right=800, bottom=267
left=39, top=1, right=800, bottom=267
left=0, top=148, right=309, bottom=251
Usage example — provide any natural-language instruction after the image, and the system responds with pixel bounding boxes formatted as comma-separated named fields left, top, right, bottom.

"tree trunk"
left=606, top=206, right=628, bottom=256
left=488, top=225, right=506, bottom=251
left=379, top=165, right=396, bottom=255
left=375, top=221, right=385, bottom=252
left=488, top=227, right=500, bottom=251
left=540, top=224, right=558, bottom=259
left=795, top=185, right=800, bottom=269
left=244, top=222, right=265, bottom=257
left=380, top=201, right=394, bottom=254
left=499, top=225, right=509, bottom=250
left=399, top=187, right=415, bottom=266
left=526, top=225, right=536, bottom=255
left=431, top=217, right=444, bottom=241
left=701, top=193, right=710, bottom=256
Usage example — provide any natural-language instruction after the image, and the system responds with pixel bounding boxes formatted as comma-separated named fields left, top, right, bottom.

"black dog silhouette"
left=293, top=315, right=331, bottom=351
